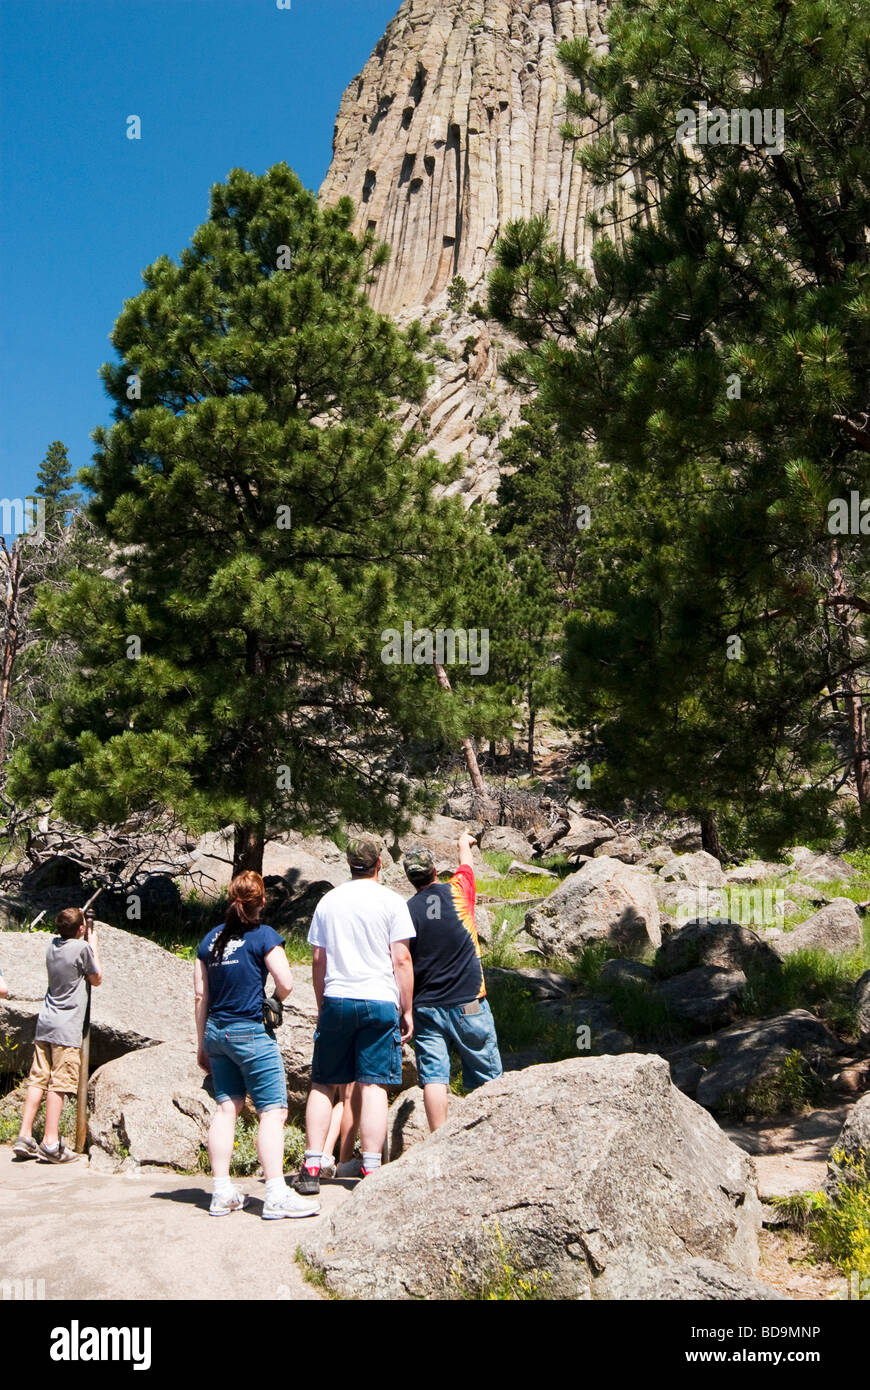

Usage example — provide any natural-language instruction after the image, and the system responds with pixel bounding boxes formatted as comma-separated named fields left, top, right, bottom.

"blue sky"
left=0, top=0, right=400, bottom=504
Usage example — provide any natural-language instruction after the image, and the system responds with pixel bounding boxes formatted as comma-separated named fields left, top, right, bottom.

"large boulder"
left=785, top=848, right=855, bottom=883
left=299, top=1054, right=763, bottom=1300
left=856, top=970, right=870, bottom=1044
left=726, top=862, right=790, bottom=883
left=594, top=835, right=643, bottom=865
left=0, top=922, right=195, bottom=1069
left=667, top=1011, right=840, bottom=1112
left=826, top=1093, right=870, bottom=1196
left=480, top=825, right=535, bottom=860
left=526, top=857, right=661, bottom=957
left=627, top=1258, right=785, bottom=1301
left=766, top=899, right=862, bottom=959
left=659, top=851, right=726, bottom=888
left=87, top=1042, right=215, bottom=1170
left=655, top=919, right=782, bottom=979
left=557, top=818, right=617, bottom=857
left=654, top=967, right=747, bottom=1034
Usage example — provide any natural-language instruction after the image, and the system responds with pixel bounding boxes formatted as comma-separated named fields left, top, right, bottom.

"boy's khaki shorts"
left=27, top=1042, right=80, bottom=1094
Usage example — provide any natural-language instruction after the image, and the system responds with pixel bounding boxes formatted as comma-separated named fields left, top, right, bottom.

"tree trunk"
left=700, top=811, right=722, bottom=862
left=233, top=823, right=265, bottom=877
left=829, top=538, right=870, bottom=807
left=0, top=539, right=23, bottom=771
left=432, top=660, right=487, bottom=797
left=527, top=704, right=536, bottom=772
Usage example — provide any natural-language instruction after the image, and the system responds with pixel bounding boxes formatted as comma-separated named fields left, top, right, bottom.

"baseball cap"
left=346, top=837, right=380, bottom=871
left=402, top=845, right=436, bottom=878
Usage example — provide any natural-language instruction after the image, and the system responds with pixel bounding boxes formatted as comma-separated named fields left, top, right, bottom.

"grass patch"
left=810, top=1151, right=870, bottom=1279
left=485, top=973, right=577, bottom=1060
left=717, top=1049, right=823, bottom=1121
left=742, top=948, right=866, bottom=1032
left=597, top=977, right=684, bottom=1043
left=451, top=1220, right=551, bottom=1300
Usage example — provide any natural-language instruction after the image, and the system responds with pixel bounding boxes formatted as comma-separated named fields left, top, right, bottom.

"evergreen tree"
left=9, top=165, right=491, bottom=874
left=34, top=441, right=80, bottom=529
left=489, top=0, right=870, bottom=857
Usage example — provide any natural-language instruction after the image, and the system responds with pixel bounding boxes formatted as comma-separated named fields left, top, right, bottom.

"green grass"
left=596, top=977, right=684, bottom=1043
left=485, top=973, right=577, bottom=1060
left=810, top=1151, right=870, bottom=1279
left=742, top=947, right=867, bottom=1033
left=294, top=1249, right=341, bottom=1299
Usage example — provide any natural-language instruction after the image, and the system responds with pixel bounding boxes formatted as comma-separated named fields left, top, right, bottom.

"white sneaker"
left=320, top=1155, right=337, bottom=1180
left=209, top=1187, right=248, bottom=1216
left=262, top=1187, right=320, bottom=1220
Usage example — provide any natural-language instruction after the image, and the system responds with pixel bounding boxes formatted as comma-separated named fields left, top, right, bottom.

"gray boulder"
left=558, top=818, right=618, bottom=857
left=599, top=958, right=656, bottom=988
left=526, top=857, right=661, bottom=957
left=655, top=919, right=782, bottom=979
left=766, top=898, right=862, bottom=959
left=88, top=1042, right=215, bottom=1170
left=659, top=851, right=726, bottom=888
left=668, top=1011, right=840, bottom=1111
left=726, top=862, right=790, bottom=883
left=0, top=922, right=195, bottom=1068
left=299, top=1054, right=764, bottom=1300
left=856, top=970, right=870, bottom=1043
left=826, top=1093, right=870, bottom=1195
left=594, top=835, right=643, bottom=865
left=628, top=1258, right=786, bottom=1300
left=481, top=825, right=535, bottom=860
left=654, top=967, right=747, bottom=1034
left=785, top=848, right=855, bottom=883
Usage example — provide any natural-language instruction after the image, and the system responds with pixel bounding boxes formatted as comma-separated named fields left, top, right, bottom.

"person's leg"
left=42, top=1090, right=65, bottom=1148
left=449, top=1001, right=504, bottom=1093
left=256, top=1106, right=288, bottom=1182
left=18, top=1086, right=44, bottom=1140
left=358, top=1082, right=389, bottom=1165
left=208, top=1097, right=244, bottom=1179
left=304, top=1083, right=335, bottom=1159
left=422, top=1083, right=449, bottom=1131
left=338, top=1082, right=360, bottom=1162
left=323, top=1090, right=343, bottom=1162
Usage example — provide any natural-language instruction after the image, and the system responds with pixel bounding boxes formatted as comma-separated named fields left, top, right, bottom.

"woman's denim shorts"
left=204, top=1018, right=288, bottom=1113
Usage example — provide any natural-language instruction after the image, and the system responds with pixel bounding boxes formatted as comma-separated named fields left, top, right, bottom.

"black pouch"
left=263, top=994, right=284, bottom=1030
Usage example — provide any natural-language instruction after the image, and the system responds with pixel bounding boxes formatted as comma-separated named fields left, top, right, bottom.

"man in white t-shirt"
left=293, top=837, right=415, bottom=1194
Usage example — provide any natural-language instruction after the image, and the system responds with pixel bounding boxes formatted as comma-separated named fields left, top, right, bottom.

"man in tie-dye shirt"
left=403, top=829, right=503, bottom=1131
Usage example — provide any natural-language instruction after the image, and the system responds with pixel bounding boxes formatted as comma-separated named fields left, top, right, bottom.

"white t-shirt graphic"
left=308, top=879, right=416, bottom=1006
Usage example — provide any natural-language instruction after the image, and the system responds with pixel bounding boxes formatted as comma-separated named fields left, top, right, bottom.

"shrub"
left=718, top=1049, right=823, bottom=1120
left=447, top=275, right=468, bottom=313
left=811, top=1151, right=870, bottom=1279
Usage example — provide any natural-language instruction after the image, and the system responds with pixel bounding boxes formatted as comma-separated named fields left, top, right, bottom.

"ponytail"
left=211, top=871, right=265, bottom=963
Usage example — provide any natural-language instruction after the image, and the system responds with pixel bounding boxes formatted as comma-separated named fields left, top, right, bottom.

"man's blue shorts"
left=413, top=999, right=503, bottom=1090
left=204, top=1018, right=288, bottom=1113
left=311, top=996, right=402, bottom=1086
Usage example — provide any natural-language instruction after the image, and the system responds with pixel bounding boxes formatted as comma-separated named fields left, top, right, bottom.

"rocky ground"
left=2, top=761, right=869, bottom=1300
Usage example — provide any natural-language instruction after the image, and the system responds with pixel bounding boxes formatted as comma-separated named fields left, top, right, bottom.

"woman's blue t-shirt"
left=197, top=923, right=284, bottom=1025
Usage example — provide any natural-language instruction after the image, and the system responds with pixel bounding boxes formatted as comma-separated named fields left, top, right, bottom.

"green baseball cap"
left=402, top=845, right=436, bottom=878
left=346, top=837, right=380, bottom=870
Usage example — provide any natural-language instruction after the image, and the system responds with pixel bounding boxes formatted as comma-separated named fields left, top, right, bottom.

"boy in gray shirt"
left=13, top=907, right=102, bottom=1163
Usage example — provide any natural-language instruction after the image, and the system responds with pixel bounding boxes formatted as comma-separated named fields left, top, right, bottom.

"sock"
left=361, top=1151, right=382, bottom=1174
left=303, top=1150, right=322, bottom=1173
left=213, top=1176, right=232, bottom=1197
left=265, top=1177, right=286, bottom=1201
left=42, top=1139, right=59, bottom=1152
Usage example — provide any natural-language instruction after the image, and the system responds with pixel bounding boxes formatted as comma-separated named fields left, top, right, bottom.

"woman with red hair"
left=195, top=871, right=318, bottom=1220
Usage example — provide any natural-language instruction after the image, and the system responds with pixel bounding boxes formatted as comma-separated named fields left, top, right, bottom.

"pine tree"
left=34, top=441, right=80, bottom=529
left=9, top=165, right=490, bottom=874
left=489, top=0, right=870, bottom=857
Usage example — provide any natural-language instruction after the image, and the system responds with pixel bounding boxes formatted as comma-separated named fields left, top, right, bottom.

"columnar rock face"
left=321, top=0, right=613, bottom=316
left=319, top=0, right=619, bottom=504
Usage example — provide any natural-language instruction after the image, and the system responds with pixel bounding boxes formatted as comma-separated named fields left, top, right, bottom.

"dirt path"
left=722, top=1104, right=850, bottom=1199
left=0, top=1148, right=352, bottom=1301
